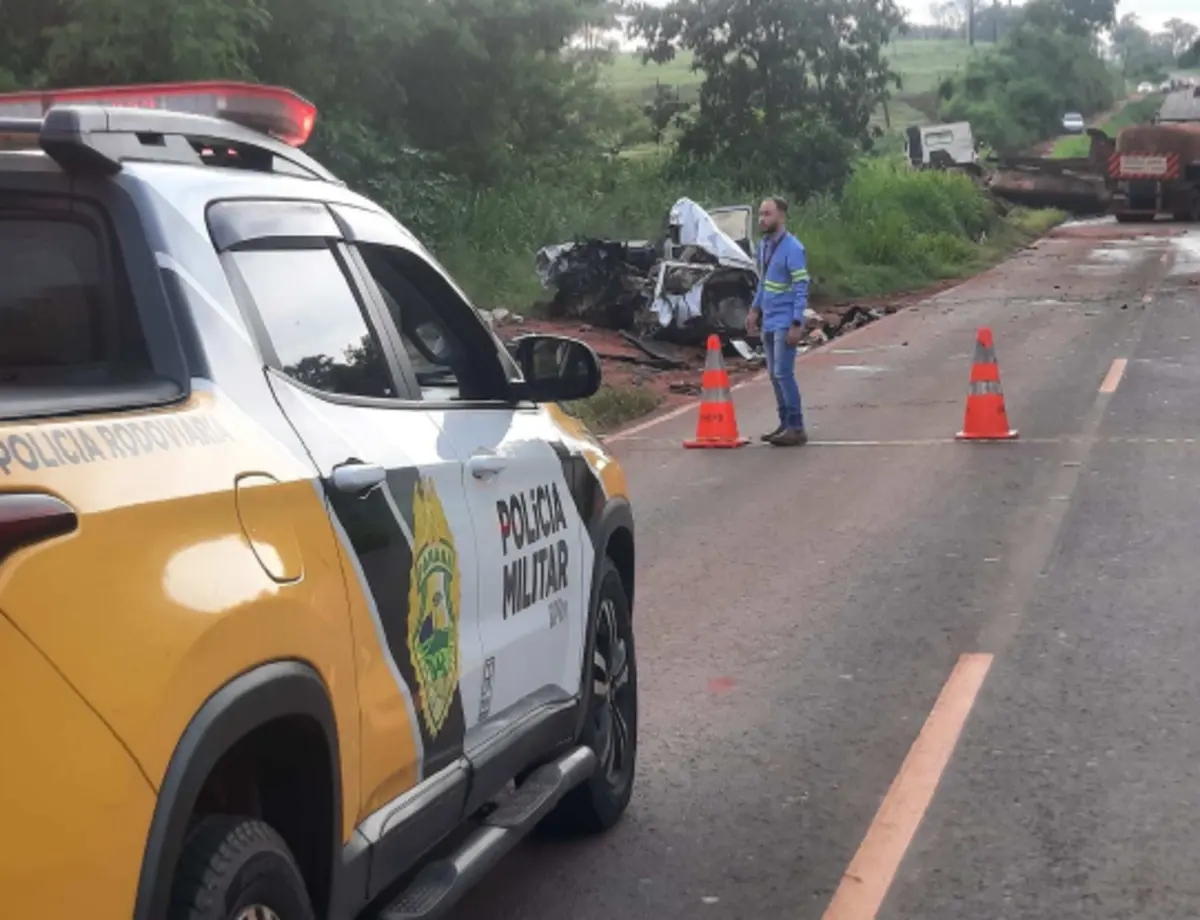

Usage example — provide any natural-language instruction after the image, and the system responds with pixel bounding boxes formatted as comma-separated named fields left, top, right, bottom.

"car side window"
left=356, top=243, right=509, bottom=402
left=230, top=246, right=397, bottom=399
left=0, top=217, right=152, bottom=385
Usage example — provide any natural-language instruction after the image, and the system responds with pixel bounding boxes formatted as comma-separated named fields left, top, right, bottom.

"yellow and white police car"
left=0, top=81, right=637, bottom=920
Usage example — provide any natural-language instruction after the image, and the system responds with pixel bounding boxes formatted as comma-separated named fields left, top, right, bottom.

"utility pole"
left=993, top=0, right=999, bottom=42
left=967, top=0, right=975, bottom=46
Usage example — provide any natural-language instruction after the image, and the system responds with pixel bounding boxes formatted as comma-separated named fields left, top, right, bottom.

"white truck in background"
left=904, top=121, right=982, bottom=175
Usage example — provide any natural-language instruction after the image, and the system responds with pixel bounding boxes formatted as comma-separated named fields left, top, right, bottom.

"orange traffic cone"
left=956, top=327, right=1018, bottom=441
left=684, top=335, right=749, bottom=449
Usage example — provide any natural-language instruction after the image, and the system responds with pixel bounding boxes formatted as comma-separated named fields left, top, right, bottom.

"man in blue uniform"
left=746, top=196, right=809, bottom=446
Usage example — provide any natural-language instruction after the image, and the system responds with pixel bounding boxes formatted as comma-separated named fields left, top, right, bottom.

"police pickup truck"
left=0, top=81, right=637, bottom=920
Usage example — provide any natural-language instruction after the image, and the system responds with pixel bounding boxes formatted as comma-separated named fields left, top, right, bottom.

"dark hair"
left=768, top=195, right=789, bottom=215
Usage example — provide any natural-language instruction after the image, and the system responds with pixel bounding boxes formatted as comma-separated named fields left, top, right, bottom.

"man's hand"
left=746, top=308, right=761, bottom=336
left=786, top=322, right=804, bottom=348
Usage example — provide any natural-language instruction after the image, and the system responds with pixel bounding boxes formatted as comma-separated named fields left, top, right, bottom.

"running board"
left=376, top=745, right=596, bottom=920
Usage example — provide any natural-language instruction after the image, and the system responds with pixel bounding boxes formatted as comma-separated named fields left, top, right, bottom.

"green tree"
left=628, top=0, right=902, bottom=197
left=0, top=0, right=65, bottom=88
left=1021, top=0, right=1115, bottom=36
left=1163, top=18, right=1199, bottom=60
left=43, top=0, right=268, bottom=84
left=632, top=0, right=904, bottom=145
left=1182, top=38, right=1200, bottom=69
left=577, top=0, right=622, bottom=52
left=941, top=3, right=1116, bottom=152
left=0, top=0, right=620, bottom=186
left=642, top=82, right=691, bottom=146
left=1112, top=13, right=1176, bottom=79
left=381, top=0, right=618, bottom=181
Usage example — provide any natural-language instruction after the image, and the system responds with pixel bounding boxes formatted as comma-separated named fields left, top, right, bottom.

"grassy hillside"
left=604, top=50, right=704, bottom=102
left=887, top=38, right=976, bottom=93
left=603, top=38, right=977, bottom=131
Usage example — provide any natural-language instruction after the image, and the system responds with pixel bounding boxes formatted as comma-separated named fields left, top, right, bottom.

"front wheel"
left=169, top=816, right=315, bottom=920
left=542, top=557, right=638, bottom=835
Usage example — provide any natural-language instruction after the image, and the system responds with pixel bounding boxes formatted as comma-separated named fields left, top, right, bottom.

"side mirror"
left=508, top=334, right=602, bottom=403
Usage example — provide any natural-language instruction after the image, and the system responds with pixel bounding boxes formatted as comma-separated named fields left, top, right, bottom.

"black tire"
left=1115, top=212, right=1154, bottom=223
left=542, top=557, right=638, bottom=836
left=169, top=816, right=315, bottom=920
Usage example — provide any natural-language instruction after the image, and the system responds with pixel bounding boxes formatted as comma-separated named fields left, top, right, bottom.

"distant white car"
left=1061, top=112, right=1085, bottom=134
left=1137, top=81, right=1155, bottom=94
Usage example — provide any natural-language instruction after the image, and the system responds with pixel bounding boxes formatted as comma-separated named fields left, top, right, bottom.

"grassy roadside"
left=434, top=156, right=1059, bottom=314
left=566, top=385, right=665, bottom=433
left=1050, top=94, right=1166, bottom=158
left=559, top=171, right=1065, bottom=433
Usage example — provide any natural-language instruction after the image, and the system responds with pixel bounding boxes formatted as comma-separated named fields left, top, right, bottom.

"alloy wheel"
left=592, top=596, right=634, bottom=789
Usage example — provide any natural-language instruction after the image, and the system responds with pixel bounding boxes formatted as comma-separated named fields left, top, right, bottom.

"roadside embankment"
left=488, top=159, right=1066, bottom=432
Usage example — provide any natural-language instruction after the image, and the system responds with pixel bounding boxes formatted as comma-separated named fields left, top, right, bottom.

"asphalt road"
left=449, top=219, right=1200, bottom=920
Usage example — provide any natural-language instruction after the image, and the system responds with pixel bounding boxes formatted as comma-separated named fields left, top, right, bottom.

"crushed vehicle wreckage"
left=529, top=197, right=886, bottom=370
left=535, top=198, right=777, bottom=345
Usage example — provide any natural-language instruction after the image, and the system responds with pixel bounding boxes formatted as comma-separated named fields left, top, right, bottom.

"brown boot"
left=760, top=425, right=785, bottom=442
left=768, top=428, right=808, bottom=447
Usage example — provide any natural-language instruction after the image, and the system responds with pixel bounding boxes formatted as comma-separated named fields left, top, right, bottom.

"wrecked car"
left=535, top=198, right=760, bottom=344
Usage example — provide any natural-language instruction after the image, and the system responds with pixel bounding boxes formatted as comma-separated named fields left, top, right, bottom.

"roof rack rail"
left=1, top=105, right=339, bottom=183
left=0, top=117, right=42, bottom=134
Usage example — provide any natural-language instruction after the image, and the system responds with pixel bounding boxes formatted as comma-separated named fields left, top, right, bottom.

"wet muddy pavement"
left=449, top=219, right=1200, bottom=920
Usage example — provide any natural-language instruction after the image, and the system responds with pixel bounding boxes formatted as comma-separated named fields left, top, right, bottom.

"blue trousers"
left=762, top=329, right=804, bottom=430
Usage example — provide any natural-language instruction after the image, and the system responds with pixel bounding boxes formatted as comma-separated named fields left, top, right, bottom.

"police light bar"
left=0, top=81, right=317, bottom=147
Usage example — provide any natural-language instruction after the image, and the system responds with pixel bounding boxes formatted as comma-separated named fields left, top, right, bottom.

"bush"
left=406, top=156, right=758, bottom=309
left=366, top=152, right=1038, bottom=311
left=672, top=114, right=859, bottom=203
left=793, top=158, right=1002, bottom=297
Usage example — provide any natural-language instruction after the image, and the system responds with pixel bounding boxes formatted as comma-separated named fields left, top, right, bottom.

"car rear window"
left=0, top=214, right=164, bottom=417
left=0, top=219, right=152, bottom=383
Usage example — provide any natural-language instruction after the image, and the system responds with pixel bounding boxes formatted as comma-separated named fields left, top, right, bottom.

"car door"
left=708, top=204, right=754, bottom=256
left=209, top=199, right=487, bottom=816
left=332, top=204, right=592, bottom=759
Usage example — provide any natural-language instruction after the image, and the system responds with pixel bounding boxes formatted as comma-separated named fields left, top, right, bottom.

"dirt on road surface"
left=499, top=281, right=984, bottom=416
left=449, top=217, right=1200, bottom=920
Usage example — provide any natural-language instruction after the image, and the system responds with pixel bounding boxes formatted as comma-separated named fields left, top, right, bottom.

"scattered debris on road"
left=494, top=298, right=895, bottom=417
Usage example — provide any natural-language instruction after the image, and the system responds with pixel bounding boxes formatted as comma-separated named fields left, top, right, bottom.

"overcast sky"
left=627, top=1, right=1195, bottom=34
left=903, top=0, right=1193, bottom=32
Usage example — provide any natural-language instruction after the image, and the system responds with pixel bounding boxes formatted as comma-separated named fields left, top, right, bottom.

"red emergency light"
left=0, top=81, right=317, bottom=147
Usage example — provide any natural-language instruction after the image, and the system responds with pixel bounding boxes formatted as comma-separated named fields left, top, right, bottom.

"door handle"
left=466, top=454, right=508, bottom=480
left=331, top=461, right=386, bottom=495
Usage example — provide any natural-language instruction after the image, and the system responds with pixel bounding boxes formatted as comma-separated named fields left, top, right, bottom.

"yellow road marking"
left=822, top=653, right=994, bottom=920
left=1099, top=358, right=1127, bottom=394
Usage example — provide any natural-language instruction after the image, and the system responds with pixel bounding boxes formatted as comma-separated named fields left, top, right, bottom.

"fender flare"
left=132, top=660, right=342, bottom=920
left=573, top=497, right=635, bottom=739
left=588, top=497, right=634, bottom=606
